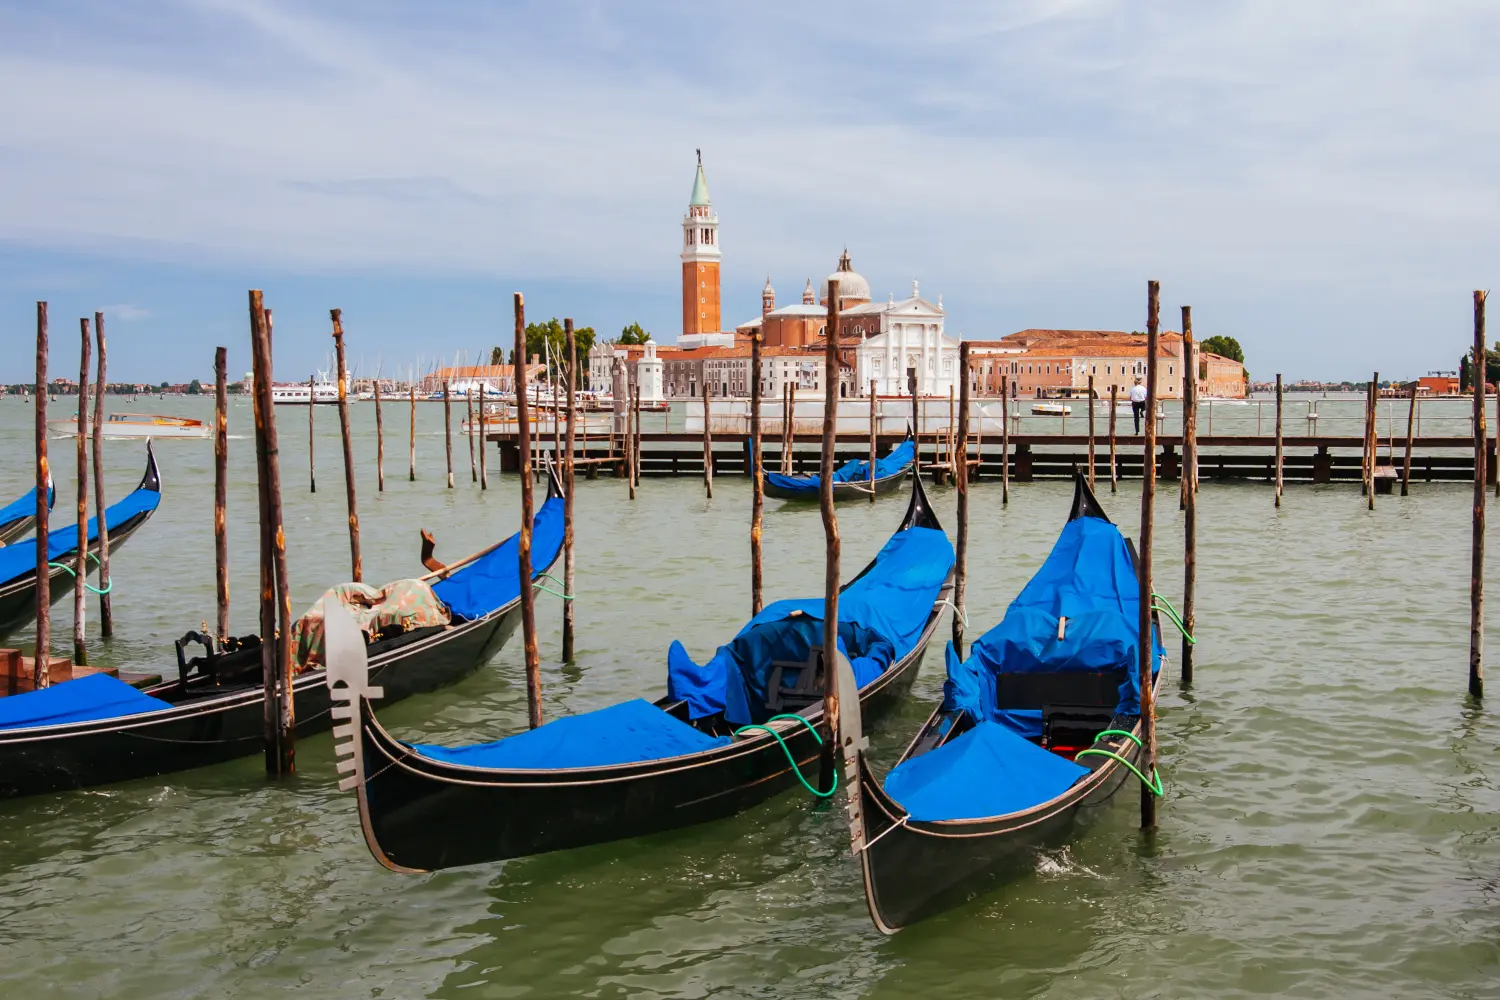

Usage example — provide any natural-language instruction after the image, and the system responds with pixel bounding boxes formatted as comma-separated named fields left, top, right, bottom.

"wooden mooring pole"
left=1180, top=310, right=1194, bottom=511
left=1087, top=374, right=1096, bottom=490
left=72, top=317, right=91, bottom=666
left=782, top=383, right=792, bottom=474
left=330, top=310, right=362, bottom=582
left=1401, top=381, right=1416, bottom=497
left=374, top=371, right=385, bottom=492
left=751, top=333, right=764, bottom=615
left=1181, top=313, right=1196, bottom=688
left=34, top=302, right=50, bottom=687
left=308, top=377, right=317, bottom=493
left=818, top=279, right=843, bottom=792
left=408, top=385, right=417, bottom=481
left=467, top=394, right=478, bottom=483
left=515, top=293, right=543, bottom=728
left=443, top=381, right=454, bottom=489
left=1109, top=383, right=1119, bottom=494
left=1275, top=373, right=1284, bottom=507
left=626, top=380, right=636, bottom=500
left=478, top=389, right=488, bottom=491
left=868, top=378, right=877, bottom=502
left=1367, top=373, right=1378, bottom=510
left=1139, top=280, right=1160, bottom=830
left=1000, top=373, right=1010, bottom=504
left=633, top=384, right=643, bottom=486
left=249, top=292, right=294, bottom=775
left=702, top=380, right=714, bottom=498
left=214, top=346, right=229, bottom=641
left=953, top=343, right=971, bottom=658
left=1470, top=289, right=1482, bottom=701
left=92, top=312, right=112, bottom=639
left=563, top=319, right=577, bottom=662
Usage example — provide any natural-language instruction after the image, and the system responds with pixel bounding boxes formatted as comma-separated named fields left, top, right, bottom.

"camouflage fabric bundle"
left=292, top=579, right=450, bottom=672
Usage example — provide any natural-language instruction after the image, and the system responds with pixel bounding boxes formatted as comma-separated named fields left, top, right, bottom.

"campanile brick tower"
left=681, top=150, right=721, bottom=338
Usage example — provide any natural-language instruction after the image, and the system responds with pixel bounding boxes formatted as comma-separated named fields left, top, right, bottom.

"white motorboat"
left=272, top=372, right=340, bottom=404
left=1031, top=402, right=1072, bottom=416
left=49, top=412, right=211, bottom=439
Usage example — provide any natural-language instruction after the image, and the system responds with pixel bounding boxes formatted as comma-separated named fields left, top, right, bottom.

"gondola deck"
left=331, top=473, right=955, bottom=873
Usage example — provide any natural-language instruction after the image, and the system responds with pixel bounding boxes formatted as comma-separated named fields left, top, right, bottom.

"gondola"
left=329, top=473, right=955, bottom=872
left=762, top=432, right=915, bottom=502
left=0, top=446, right=160, bottom=640
left=0, top=476, right=54, bottom=546
left=849, top=473, right=1165, bottom=933
left=0, top=471, right=566, bottom=799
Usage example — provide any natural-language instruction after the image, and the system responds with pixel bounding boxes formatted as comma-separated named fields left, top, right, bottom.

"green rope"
left=1150, top=593, right=1196, bottom=644
left=733, top=713, right=837, bottom=799
left=1094, top=728, right=1143, bottom=749
left=534, top=572, right=573, bottom=601
left=1075, top=747, right=1164, bottom=796
left=47, top=553, right=113, bottom=595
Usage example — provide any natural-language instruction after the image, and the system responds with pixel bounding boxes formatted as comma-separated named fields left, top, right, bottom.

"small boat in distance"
left=1031, top=402, right=1072, bottom=416
left=271, top=372, right=340, bottom=405
left=48, top=413, right=211, bottom=440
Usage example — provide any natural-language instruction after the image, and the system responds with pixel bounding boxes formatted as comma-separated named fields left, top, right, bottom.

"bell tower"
left=681, top=150, right=722, bottom=342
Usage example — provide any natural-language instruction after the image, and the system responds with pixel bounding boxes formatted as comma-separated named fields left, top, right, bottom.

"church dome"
left=819, top=248, right=871, bottom=305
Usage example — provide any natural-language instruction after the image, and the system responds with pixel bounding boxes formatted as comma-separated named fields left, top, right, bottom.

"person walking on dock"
left=1129, top=376, right=1147, bottom=433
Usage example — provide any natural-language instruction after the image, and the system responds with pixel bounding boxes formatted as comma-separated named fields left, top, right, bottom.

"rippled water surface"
left=0, top=394, right=1497, bottom=999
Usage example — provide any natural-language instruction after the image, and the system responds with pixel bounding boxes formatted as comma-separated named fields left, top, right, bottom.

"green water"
left=0, top=394, right=1497, bottom=999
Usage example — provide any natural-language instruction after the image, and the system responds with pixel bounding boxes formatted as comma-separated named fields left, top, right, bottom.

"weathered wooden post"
left=1110, top=383, right=1120, bottom=494
left=478, top=387, right=488, bottom=491
left=1470, top=287, right=1482, bottom=695
left=34, top=302, right=50, bottom=687
left=782, top=382, right=793, bottom=474
left=953, top=343, right=971, bottom=658
left=408, top=384, right=417, bottom=481
left=868, top=378, right=878, bottom=502
left=92, top=312, right=113, bottom=638
left=330, top=310, right=362, bottom=582
left=71, top=318, right=91, bottom=666
left=466, top=394, right=478, bottom=483
left=373, top=371, right=385, bottom=492
left=625, top=379, right=636, bottom=500
left=214, top=346, right=229, bottom=641
left=751, top=333, right=765, bottom=615
left=249, top=292, right=295, bottom=775
left=1367, top=373, right=1379, bottom=510
left=702, top=379, right=714, bottom=498
left=1179, top=311, right=1193, bottom=510
left=1087, top=373, right=1096, bottom=490
left=634, top=383, right=643, bottom=486
left=1139, top=280, right=1160, bottom=830
left=563, top=319, right=578, bottom=662
left=818, top=278, right=843, bottom=791
left=514, top=293, right=543, bottom=728
left=1401, top=381, right=1416, bottom=497
left=1275, top=374, right=1284, bottom=507
left=443, top=381, right=454, bottom=489
left=308, top=377, right=317, bottom=494
left=1000, top=373, right=1011, bottom=505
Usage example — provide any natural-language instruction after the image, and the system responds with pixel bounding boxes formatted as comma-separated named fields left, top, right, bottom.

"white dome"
left=819, top=249, right=871, bottom=305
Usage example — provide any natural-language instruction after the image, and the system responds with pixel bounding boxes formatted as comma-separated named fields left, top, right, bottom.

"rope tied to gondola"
left=47, top=551, right=113, bottom=595
left=1150, top=592, right=1194, bottom=644
left=1075, top=729, right=1164, bottom=796
left=533, top=571, right=573, bottom=602
left=733, top=713, right=837, bottom=799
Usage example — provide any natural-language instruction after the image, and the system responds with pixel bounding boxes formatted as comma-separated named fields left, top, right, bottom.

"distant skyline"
left=3, top=2, right=1498, bottom=384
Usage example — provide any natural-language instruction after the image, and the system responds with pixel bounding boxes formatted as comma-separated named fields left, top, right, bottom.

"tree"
left=187, top=379, right=203, bottom=395
left=228, top=381, right=246, bottom=394
left=158, top=381, right=170, bottom=390
left=1199, top=335, right=1244, bottom=364
left=1458, top=345, right=1500, bottom=392
left=490, top=346, right=504, bottom=366
left=513, top=318, right=597, bottom=380
left=618, top=322, right=651, bottom=345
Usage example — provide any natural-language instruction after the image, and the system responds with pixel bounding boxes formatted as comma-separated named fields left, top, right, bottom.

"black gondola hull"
left=0, top=595, right=526, bottom=799
left=0, top=514, right=37, bottom=547
left=763, top=468, right=910, bottom=503
left=855, top=722, right=1141, bottom=932
left=352, top=594, right=940, bottom=871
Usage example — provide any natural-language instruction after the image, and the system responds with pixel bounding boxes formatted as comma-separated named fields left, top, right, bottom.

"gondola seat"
left=990, top=668, right=1127, bottom=742
left=409, top=698, right=730, bottom=770
left=884, top=720, right=1088, bottom=822
left=0, top=673, right=172, bottom=731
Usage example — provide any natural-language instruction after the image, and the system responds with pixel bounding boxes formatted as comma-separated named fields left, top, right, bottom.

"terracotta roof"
left=432, top=364, right=535, bottom=378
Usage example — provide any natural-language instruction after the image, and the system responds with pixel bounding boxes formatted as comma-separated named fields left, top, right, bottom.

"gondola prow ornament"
left=326, top=603, right=381, bottom=793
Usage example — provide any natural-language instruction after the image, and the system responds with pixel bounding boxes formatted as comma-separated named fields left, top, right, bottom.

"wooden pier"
left=488, top=430, right=1494, bottom=485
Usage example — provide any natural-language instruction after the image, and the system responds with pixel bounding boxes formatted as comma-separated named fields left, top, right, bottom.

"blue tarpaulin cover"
left=411, top=698, right=730, bottom=770
left=0, top=483, right=52, bottom=531
left=432, top=495, right=565, bottom=620
left=943, top=513, right=1162, bottom=734
left=0, top=672, right=173, bottom=731
left=764, top=438, right=914, bottom=496
left=0, top=484, right=160, bottom=587
left=667, top=523, right=952, bottom=724
left=884, top=720, right=1089, bottom=821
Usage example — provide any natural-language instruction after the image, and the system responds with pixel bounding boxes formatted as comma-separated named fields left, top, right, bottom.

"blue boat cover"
left=667, top=524, right=952, bottom=724
left=432, top=495, right=566, bottom=620
left=764, top=438, right=914, bottom=496
left=0, top=672, right=174, bottom=731
left=943, top=514, right=1162, bottom=733
left=411, top=698, right=730, bottom=770
left=0, top=484, right=160, bottom=587
left=884, top=720, right=1089, bottom=821
left=0, top=482, right=52, bottom=531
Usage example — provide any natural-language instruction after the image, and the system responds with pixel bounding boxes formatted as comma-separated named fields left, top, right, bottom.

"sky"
left=2, top=0, right=1498, bottom=384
